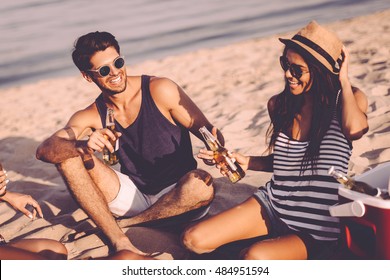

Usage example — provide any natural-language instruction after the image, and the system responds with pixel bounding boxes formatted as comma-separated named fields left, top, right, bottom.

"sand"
left=0, top=9, right=389, bottom=260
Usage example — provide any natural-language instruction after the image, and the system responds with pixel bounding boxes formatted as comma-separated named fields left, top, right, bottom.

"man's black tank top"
left=95, top=75, right=197, bottom=195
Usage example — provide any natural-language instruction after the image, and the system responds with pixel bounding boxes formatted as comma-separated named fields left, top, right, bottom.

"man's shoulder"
left=149, top=76, right=174, bottom=87
left=148, top=76, right=181, bottom=108
left=69, top=102, right=101, bottom=126
left=148, top=76, right=178, bottom=95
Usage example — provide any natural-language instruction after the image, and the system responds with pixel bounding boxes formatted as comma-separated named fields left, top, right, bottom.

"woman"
left=182, top=21, right=368, bottom=260
left=0, top=163, right=154, bottom=260
left=0, top=163, right=68, bottom=259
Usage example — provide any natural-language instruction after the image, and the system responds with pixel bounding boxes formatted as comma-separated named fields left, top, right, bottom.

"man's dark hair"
left=72, top=31, right=120, bottom=72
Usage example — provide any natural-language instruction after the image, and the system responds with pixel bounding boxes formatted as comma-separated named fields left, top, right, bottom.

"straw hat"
left=279, top=21, right=343, bottom=74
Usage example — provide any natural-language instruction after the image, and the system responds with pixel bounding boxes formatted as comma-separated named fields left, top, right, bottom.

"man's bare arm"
left=36, top=106, right=99, bottom=164
left=36, top=127, right=93, bottom=164
left=150, top=77, right=225, bottom=144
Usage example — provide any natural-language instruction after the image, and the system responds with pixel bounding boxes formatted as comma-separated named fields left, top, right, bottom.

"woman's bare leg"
left=1, top=239, right=67, bottom=260
left=182, top=197, right=269, bottom=254
left=241, top=234, right=307, bottom=260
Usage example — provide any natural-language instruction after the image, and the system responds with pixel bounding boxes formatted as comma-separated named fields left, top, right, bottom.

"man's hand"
left=87, top=128, right=121, bottom=153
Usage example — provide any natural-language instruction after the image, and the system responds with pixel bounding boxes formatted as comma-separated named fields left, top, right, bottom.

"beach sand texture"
left=0, top=10, right=389, bottom=259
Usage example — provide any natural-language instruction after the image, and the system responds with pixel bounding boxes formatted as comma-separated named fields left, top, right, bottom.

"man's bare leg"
left=57, top=155, right=144, bottom=254
left=118, top=169, right=214, bottom=228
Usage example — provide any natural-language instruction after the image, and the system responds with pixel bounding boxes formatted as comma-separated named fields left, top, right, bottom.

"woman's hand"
left=339, top=45, right=350, bottom=87
left=230, top=152, right=250, bottom=172
left=0, top=168, right=9, bottom=197
left=197, top=149, right=250, bottom=176
left=1, top=191, right=43, bottom=220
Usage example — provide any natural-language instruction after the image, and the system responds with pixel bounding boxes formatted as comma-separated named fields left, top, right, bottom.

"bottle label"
left=225, top=156, right=237, bottom=171
left=114, top=139, right=119, bottom=151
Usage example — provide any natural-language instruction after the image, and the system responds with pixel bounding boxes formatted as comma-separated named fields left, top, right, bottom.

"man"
left=36, top=31, right=221, bottom=256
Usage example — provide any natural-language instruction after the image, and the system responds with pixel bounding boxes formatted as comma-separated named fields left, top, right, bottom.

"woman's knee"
left=240, top=241, right=280, bottom=260
left=240, top=246, right=269, bottom=260
left=42, top=240, right=68, bottom=259
left=182, top=226, right=214, bottom=255
left=13, top=239, right=68, bottom=260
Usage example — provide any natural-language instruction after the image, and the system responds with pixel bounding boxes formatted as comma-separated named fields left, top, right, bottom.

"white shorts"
left=108, top=170, right=176, bottom=217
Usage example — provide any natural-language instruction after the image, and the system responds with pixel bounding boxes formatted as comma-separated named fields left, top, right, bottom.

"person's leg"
left=182, top=197, right=270, bottom=254
left=0, top=245, right=46, bottom=260
left=96, top=250, right=155, bottom=260
left=241, top=234, right=307, bottom=260
left=56, top=154, right=141, bottom=254
left=2, top=239, right=67, bottom=260
left=117, top=169, right=214, bottom=228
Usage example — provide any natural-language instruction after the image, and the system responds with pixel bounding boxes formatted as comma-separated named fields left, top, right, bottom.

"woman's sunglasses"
left=88, top=56, right=125, bottom=77
left=279, top=56, right=309, bottom=79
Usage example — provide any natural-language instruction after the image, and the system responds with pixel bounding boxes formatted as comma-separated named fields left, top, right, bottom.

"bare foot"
left=98, top=250, right=156, bottom=260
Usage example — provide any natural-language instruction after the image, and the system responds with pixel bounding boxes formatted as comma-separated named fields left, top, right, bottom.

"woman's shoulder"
left=267, top=94, right=281, bottom=119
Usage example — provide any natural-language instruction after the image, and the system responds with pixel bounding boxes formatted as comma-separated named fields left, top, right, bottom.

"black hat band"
left=292, top=34, right=340, bottom=73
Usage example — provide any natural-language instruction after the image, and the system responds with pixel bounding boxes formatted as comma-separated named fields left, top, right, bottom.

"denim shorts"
left=253, top=186, right=339, bottom=260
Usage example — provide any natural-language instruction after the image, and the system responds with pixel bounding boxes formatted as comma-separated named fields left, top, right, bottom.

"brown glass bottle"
left=328, top=166, right=382, bottom=197
left=102, top=108, right=119, bottom=165
left=199, top=126, right=245, bottom=183
left=0, top=162, right=6, bottom=197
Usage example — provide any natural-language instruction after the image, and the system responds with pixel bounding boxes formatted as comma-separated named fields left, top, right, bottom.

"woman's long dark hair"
left=266, top=46, right=341, bottom=174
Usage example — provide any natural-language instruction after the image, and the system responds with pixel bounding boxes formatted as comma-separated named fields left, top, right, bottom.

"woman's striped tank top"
left=267, top=112, right=352, bottom=241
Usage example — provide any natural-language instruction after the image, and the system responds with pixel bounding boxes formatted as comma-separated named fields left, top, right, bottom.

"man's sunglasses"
left=88, top=56, right=125, bottom=77
left=279, top=56, right=309, bottom=79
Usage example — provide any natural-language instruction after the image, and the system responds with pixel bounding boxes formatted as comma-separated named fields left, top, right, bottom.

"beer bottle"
left=0, top=162, right=7, bottom=197
left=199, top=126, right=245, bottom=183
left=328, top=166, right=382, bottom=197
left=102, top=108, right=119, bottom=165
